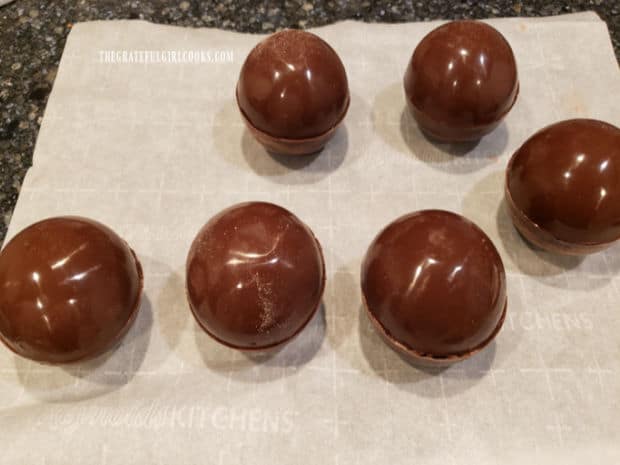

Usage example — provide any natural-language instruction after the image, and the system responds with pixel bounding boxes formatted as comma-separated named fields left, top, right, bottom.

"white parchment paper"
left=1, top=12, right=620, bottom=465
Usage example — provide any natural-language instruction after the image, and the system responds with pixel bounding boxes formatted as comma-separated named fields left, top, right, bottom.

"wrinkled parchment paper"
left=2, top=12, right=620, bottom=465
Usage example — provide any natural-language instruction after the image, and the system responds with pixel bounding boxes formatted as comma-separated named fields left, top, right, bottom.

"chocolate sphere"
left=236, top=29, right=349, bottom=155
left=361, top=210, right=506, bottom=365
left=0, top=217, right=143, bottom=364
left=404, top=20, right=519, bottom=142
left=186, top=202, right=325, bottom=350
left=506, top=119, right=620, bottom=255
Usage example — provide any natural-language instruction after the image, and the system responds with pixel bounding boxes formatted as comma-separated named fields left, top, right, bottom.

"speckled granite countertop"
left=0, top=1, right=618, bottom=241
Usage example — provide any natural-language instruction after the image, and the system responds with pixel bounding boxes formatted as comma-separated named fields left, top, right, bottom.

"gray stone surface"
left=0, top=0, right=618, bottom=241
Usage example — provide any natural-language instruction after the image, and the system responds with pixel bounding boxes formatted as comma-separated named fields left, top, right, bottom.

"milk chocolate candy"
left=186, top=202, right=325, bottom=350
left=506, top=118, right=620, bottom=255
left=404, top=20, right=519, bottom=142
left=0, top=217, right=143, bottom=364
left=236, top=29, right=349, bottom=155
left=361, top=210, right=507, bottom=366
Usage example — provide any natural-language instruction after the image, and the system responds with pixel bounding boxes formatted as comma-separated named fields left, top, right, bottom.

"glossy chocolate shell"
left=186, top=202, right=325, bottom=350
left=404, top=20, right=519, bottom=142
left=236, top=29, right=349, bottom=155
left=361, top=210, right=506, bottom=365
left=0, top=217, right=143, bottom=364
left=506, top=118, right=620, bottom=255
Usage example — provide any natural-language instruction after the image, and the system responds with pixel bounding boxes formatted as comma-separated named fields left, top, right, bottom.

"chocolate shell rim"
left=235, top=85, right=350, bottom=146
left=362, top=292, right=507, bottom=366
left=405, top=81, right=520, bottom=141
left=504, top=134, right=620, bottom=250
left=0, top=219, right=144, bottom=365
left=185, top=215, right=327, bottom=352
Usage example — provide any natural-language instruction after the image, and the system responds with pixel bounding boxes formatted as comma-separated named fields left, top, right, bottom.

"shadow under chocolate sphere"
left=496, top=198, right=585, bottom=274
left=461, top=170, right=616, bottom=289
left=371, top=82, right=508, bottom=174
left=13, top=295, right=153, bottom=403
left=461, top=169, right=584, bottom=277
left=193, top=302, right=327, bottom=384
left=495, top=198, right=620, bottom=289
left=241, top=124, right=349, bottom=183
left=357, top=305, right=496, bottom=398
left=212, top=97, right=356, bottom=185
left=400, top=108, right=508, bottom=173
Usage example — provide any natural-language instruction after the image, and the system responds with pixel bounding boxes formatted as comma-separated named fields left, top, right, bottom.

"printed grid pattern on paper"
left=1, top=15, right=620, bottom=465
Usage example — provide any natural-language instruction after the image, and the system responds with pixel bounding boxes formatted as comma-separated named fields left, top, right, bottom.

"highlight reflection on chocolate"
left=236, top=29, right=349, bottom=156
left=0, top=217, right=143, bottom=364
left=186, top=202, right=325, bottom=350
left=506, top=118, right=620, bottom=255
left=361, top=210, right=507, bottom=365
left=404, top=20, right=519, bottom=142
